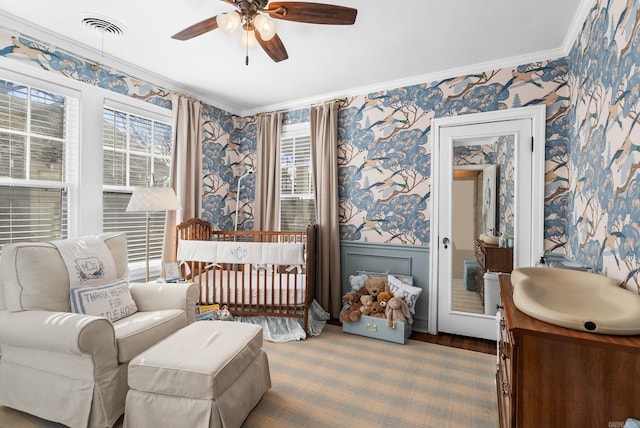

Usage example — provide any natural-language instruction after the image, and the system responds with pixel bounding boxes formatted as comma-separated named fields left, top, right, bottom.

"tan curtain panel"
left=254, top=112, right=282, bottom=231
left=310, top=102, right=341, bottom=317
left=162, top=95, right=203, bottom=263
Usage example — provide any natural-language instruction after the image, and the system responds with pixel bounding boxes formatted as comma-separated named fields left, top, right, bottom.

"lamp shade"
left=239, top=29, right=258, bottom=50
left=126, top=187, right=181, bottom=212
left=254, top=14, right=277, bottom=41
left=217, top=11, right=241, bottom=36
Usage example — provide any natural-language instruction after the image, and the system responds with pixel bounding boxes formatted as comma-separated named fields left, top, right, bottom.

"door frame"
left=428, top=106, right=546, bottom=336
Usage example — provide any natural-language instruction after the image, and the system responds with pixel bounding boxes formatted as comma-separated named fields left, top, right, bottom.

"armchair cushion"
left=1, top=242, right=71, bottom=312
left=113, top=309, right=187, bottom=363
left=2, top=233, right=129, bottom=313
left=70, top=279, right=138, bottom=322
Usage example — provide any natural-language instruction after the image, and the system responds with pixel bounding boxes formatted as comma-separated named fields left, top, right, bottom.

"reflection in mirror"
left=450, top=136, right=515, bottom=314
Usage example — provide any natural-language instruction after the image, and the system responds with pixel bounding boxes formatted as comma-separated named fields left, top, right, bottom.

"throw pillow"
left=70, top=280, right=137, bottom=322
left=387, top=274, right=422, bottom=314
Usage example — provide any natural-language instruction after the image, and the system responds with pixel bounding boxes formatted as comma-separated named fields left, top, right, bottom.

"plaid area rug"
left=244, top=324, right=497, bottom=428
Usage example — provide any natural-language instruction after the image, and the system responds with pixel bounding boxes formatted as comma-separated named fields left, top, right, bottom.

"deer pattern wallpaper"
left=1, top=0, right=640, bottom=290
left=566, top=0, right=640, bottom=290
left=271, top=62, right=569, bottom=249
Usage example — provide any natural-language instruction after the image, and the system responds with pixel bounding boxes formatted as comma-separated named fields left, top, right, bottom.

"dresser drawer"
left=496, top=366, right=512, bottom=428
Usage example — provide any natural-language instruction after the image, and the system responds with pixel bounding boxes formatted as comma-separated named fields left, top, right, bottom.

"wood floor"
left=328, top=319, right=497, bottom=354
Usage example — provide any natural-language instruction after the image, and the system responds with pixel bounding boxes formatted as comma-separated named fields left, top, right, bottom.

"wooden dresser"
left=474, top=239, right=513, bottom=302
left=497, top=274, right=640, bottom=427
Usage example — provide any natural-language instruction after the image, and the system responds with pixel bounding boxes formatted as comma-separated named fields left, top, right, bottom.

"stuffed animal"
left=349, top=274, right=367, bottom=293
left=376, top=291, right=394, bottom=309
left=359, top=294, right=373, bottom=316
left=339, top=292, right=362, bottom=323
left=370, top=301, right=385, bottom=318
left=364, top=277, right=387, bottom=299
left=386, top=296, right=413, bottom=327
left=219, top=305, right=234, bottom=321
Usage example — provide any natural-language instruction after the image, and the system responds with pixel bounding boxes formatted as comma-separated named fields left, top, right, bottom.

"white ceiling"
left=0, top=0, right=587, bottom=116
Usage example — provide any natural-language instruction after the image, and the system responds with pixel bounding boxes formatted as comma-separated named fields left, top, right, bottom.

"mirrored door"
left=431, top=107, right=545, bottom=340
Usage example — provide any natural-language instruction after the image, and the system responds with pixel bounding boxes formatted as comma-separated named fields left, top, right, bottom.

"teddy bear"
left=369, top=301, right=386, bottom=318
left=376, top=291, right=394, bottom=309
left=364, top=277, right=387, bottom=299
left=339, top=292, right=362, bottom=323
left=359, top=294, right=373, bottom=316
left=349, top=274, right=367, bottom=294
left=386, top=296, right=413, bottom=327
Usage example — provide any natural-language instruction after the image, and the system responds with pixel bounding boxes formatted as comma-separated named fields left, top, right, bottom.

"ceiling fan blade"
left=172, top=16, right=219, bottom=40
left=266, top=2, right=357, bottom=25
left=256, top=31, right=289, bottom=62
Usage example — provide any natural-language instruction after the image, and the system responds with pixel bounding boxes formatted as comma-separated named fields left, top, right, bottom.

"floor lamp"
left=126, top=187, right=181, bottom=282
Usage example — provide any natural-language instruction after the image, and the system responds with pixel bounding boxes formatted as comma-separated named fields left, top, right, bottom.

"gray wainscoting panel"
left=340, top=241, right=430, bottom=332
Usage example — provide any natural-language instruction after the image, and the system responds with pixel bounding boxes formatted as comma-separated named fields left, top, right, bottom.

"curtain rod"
left=310, top=98, right=346, bottom=107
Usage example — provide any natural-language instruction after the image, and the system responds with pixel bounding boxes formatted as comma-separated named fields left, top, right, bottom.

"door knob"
left=442, top=237, right=450, bottom=249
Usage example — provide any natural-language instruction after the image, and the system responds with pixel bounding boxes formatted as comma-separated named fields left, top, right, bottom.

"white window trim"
left=0, top=70, right=80, bottom=247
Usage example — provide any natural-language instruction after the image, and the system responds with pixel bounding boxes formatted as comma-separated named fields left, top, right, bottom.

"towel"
left=52, top=236, right=117, bottom=287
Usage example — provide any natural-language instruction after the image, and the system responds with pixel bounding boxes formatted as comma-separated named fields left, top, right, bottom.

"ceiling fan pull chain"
left=245, top=31, right=250, bottom=66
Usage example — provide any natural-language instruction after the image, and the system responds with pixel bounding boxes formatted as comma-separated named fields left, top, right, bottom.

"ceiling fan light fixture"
left=253, top=14, right=277, bottom=41
left=239, top=29, right=258, bottom=50
left=217, top=11, right=241, bottom=36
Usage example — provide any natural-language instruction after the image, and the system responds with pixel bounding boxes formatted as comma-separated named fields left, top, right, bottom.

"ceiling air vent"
left=80, top=15, right=125, bottom=36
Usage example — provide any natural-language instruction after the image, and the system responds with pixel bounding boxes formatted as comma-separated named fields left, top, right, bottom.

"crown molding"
left=0, top=11, right=243, bottom=115
left=240, top=46, right=568, bottom=117
left=561, top=0, right=595, bottom=55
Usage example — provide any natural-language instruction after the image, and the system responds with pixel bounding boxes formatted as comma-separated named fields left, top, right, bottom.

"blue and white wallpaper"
left=247, top=65, right=568, bottom=247
left=2, top=0, right=640, bottom=291
left=566, top=0, right=640, bottom=290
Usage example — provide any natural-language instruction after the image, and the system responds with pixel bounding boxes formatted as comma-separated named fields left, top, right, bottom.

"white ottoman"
left=124, top=321, right=271, bottom=428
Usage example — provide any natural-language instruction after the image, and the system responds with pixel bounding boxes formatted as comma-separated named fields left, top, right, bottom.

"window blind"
left=0, top=78, right=79, bottom=252
left=102, top=191, right=165, bottom=263
left=102, top=107, right=173, bottom=267
left=280, top=130, right=316, bottom=230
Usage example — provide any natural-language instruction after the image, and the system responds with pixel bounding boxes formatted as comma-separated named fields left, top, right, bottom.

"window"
left=102, top=105, right=173, bottom=275
left=0, top=78, right=79, bottom=250
left=280, top=124, right=316, bottom=230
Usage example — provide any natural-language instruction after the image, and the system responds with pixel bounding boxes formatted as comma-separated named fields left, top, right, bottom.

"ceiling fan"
left=171, top=0, right=358, bottom=64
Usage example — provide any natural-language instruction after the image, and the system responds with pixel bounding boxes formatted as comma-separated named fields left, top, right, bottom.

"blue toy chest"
left=342, top=315, right=412, bottom=344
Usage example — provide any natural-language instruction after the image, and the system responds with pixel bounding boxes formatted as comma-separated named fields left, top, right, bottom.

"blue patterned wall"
left=230, top=63, right=570, bottom=248
left=566, top=0, right=640, bottom=290
left=0, top=31, right=173, bottom=109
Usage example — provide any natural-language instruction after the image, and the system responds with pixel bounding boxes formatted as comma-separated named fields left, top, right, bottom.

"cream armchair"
left=0, top=233, right=198, bottom=428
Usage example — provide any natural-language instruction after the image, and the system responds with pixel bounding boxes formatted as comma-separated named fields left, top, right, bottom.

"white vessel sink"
left=511, top=267, right=640, bottom=335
